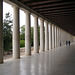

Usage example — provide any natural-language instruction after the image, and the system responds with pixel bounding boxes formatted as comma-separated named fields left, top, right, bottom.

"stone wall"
left=60, top=29, right=73, bottom=46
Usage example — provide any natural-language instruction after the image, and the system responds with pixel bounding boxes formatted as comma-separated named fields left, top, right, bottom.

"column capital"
left=39, top=17, right=44, bottom=21
left=12, top=5, right=19, bottom=8
left=44, top=20, right=48, bottom=24
left=24, top=9, right=30, bottom=14
left=49, top=22, right=52, bottom=25
left=31, top=13, right=38, bottom=18
left=55, top=25, right=57, bottom=28
left=52, top=24, right=55, bottom=27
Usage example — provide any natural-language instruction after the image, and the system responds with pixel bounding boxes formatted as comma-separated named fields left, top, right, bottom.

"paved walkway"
left=0, top=43, right=75, bottom=75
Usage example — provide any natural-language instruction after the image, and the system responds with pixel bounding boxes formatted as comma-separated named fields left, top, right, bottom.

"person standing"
left=66, top=41, right=67, bottom=45
left=69, top=41, right=70, bottom=46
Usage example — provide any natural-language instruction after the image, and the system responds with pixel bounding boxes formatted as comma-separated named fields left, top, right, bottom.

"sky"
left=3, top=2, right=41, bottom=27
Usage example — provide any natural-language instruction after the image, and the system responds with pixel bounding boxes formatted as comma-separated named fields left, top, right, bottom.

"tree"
left=20, top=25, right=40, bottom=47
left=20, top=25, right=34, bottom=47
left=31, top=27, right=34, bottom=46
left=20, top=25, right=25, bottom=40
left=3, top=12, right=12, bottom=52
left=20, top=25, right=25, bottom=47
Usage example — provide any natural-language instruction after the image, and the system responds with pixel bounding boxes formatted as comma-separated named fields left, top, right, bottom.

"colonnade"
left=0, top=0, right=73, bottom=64
left=0, top=0, right=3, bottom=63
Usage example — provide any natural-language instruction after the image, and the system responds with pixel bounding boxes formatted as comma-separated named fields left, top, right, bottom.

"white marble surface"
left=0, top=43, right=75, bottom=75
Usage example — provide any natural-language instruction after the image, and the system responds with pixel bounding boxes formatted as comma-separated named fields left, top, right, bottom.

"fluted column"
left=25, top=11, right=31, bottom=55
left=0, top=0, right=3, bottom=63
left=60, top=28, right=61, bottom=45
left=49, top=23, right=52, bottom=50
left=45, top=21, right=49, bottom=50
left=52, top=25, right=55, bottom=49
left=57, top=27, right=59, bottom=47
left=34, top=15, right=39, bottom=53
left=59, top=28, right=60, bottom=46
left=13, top=6, right=20, bottom=59
left=40, top=18, right=44, bottom=52
left=55, top=26, right=57, bottom=48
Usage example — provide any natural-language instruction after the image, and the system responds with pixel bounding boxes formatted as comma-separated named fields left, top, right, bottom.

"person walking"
left=60, top=41, right=61, bottom=46
left=66, top=41, right=67, bottom=45
left=69, top=41, right=70, bottom=46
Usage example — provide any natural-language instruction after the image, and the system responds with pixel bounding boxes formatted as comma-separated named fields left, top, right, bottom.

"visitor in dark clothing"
left=66, top=41, right=67, bottom=45
left=69, top=41, right=70, bottom=46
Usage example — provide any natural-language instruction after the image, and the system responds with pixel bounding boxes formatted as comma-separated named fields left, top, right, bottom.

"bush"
left=20, top=40, right=25, bottom=47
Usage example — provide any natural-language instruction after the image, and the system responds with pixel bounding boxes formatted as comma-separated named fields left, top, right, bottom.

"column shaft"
left=45, top=21, right=49, bottom=50
left=52, top=25, right=55, bottom=49
left=34, top=15, right=39, bottom=53
left=55, top=26, right=57, bottom=47
left=0, top=0, right=3, bottom=63
left=25, top=11, right=31, bottom=55
left=57, top=27, right=59, bottom=47
left=40, top=18, right=44, bottom=52
left=59, top=28, right=60, bottom=46
left=13, top=6, right=20, bottom=58
left=49, top=23, right=52, bottom=50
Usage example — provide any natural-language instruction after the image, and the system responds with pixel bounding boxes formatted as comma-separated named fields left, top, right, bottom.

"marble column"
left=55, top=26, right=57, bottom=48
left=40, top=18, right=44, bottom=52
left=13, top=6, right=20, bottom=59
left=52, top=25, right=55, bottom=49
left=57, top=27, right=59, bottom=47
left=25, top=11, right=31, bottom=55
left=59, top=28, right=60, bottom=46
left=49, top=23, right=52, bottom=50
left=0, top=0, right=3, bottom=63
left=45, top=21, right=49, bottom=50
left=34, top=15, right=39, bottom=53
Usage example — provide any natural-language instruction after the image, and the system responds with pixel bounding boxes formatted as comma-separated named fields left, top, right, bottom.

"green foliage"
left=20, top=25, right=34, bottom=47
left=20, top=25, right=25, bottom=40
left=31, top=27, right=33, bottom=46
left=20, top=40, right=25, bottom=47
left=20, top=25, right=40, bottom=47
left=3, top=12, right=12, bottom=51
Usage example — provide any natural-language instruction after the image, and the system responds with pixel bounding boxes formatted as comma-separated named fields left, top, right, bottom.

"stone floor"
left=0, top=43, right=75, bottom=75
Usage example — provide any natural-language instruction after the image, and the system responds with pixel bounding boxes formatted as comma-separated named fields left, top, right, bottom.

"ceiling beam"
left=31, top=2, right=75, bottom=9
left=18, top=0, right=29, bottom=2
left=36, top=5, right=75, bottom=12
left=43, top=11, right=75, bottom=16
left=40, top=9, right=75, bottom=14
left=26, top=0, right=59, bottom=6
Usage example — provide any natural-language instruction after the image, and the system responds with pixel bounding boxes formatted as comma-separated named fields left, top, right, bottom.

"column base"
left=0, top=61, right=3, bottom=64
left=40, top=49, right=45, bottom=52
left=13, top=57, right=20, bottom=59
left=34, top=51, right=39, bottom=54
left=45, top=49, right=49, bottom=51
left=25, top=53, right=31, bottom=56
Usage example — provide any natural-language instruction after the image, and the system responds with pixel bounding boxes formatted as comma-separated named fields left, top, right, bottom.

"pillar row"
left=13, top=6, right=20, bottom=59
left=45, top=21, right=49, bottom=50
left=40, top=18, right=44, bottom=52
left=0, top=0, right=3, bottom=63
left=25, top=11, right=31, bottom=55
left=34, top=15, right=39, bottom=53
left=49, top=23, right=52, bottom=50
